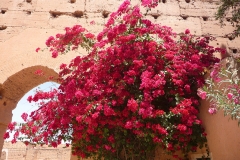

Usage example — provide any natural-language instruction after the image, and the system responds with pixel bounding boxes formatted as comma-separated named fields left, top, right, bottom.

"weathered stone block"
left=149, top=0, right=180, bottom=16
left=0, top=26, right=24, bottom=42
left=48, top=15, right=86, bottom=29
left=157, top=16, right=202, bottom=35
left=85, top=13, right=106, bottom=34
left=179, top=0, right=202, bottom=9
left=35, top=0, right=85, bottom=12
left=0, top=0, right=36, bottom=11
left=180, top=8, right=217, bottom=17
left=201, top=20, right=235, bottom=36
left=86, top=0, right=124, bottom=12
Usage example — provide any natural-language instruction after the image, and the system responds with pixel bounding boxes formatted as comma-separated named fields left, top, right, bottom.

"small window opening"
left=70, top=0, right=76, bottom=3
left=0, top=25, right=7, bottom=30
left=102, top=10, right=110, bottom=18
left=202, top=16, right=208, bottom=21
left=181, top=15, right=188, bottom=20
left=1, top=9, right=7, bottom=14
left=26, top=10, right=31, bottom=15
left=73, top=10, right=83, bottom=18
left=232, top=49, right=237, bottom=53
left=151, top=13, right=160, bottom=19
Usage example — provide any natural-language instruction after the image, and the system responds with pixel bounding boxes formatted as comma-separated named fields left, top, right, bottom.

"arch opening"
left=0, top=65, right=59, bottom=152
left=12, top=81, right=59, bottom=125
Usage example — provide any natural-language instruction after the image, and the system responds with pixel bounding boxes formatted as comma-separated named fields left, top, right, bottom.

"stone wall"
left=0, top=0, right=240, bottom=160
left=1, top=142, right=71, bottom=160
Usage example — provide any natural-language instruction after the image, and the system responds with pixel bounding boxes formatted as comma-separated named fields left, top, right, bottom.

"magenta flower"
left=35, top=47, right=40, bottom=52
left=227, top=93, right=233, bottom=100
left=197, top=89, right=207, bottom=100
left=210, top=63, right=221, bottom=82
left=52, top=50, right=58, bottom=58
left=21, top=113, right=28, bottom=122
left=208, top=107, right=217, bottom=114
left=127, top=98, right=138, bottom=112
left=90, top=20, right=95, bottom=25
left=177, top=124, right=187, bottom=132
left=185, top=29, right=190, bottom=34
left=234, top=98, right=239, bottom=104
left=141, top=0, right=158, bottom=8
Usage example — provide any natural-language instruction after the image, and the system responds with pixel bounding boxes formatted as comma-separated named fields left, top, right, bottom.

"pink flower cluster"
left=227, top=84, right=240, bottom=105
left=141, top=0, right=159, bottom=8
left=197, top=89, right=207, bottom=100
left=5, top=1, right=225, bottom=159
left=200, top=62, right=240, bottom=119
left=210, top=63, right=221, bottom=82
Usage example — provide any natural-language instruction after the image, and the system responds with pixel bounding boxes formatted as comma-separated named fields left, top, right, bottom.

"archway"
left=12, top=81, right=59, bottom=124
left=0, top=65, right=58, bottom=152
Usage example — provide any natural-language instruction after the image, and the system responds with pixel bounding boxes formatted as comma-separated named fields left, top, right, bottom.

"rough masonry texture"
left=1, top=142, right=71, bottom=160
left=0, top=0, right=240, bottom=160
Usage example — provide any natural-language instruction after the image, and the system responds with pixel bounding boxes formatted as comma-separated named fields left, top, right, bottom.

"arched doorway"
left=0, top=65, right=58, bottom=152
left=12, top=81, right=59, bottom=125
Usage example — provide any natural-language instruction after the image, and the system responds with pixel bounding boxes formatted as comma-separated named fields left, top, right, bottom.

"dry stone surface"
left=1, top=142, right=71, bottom=160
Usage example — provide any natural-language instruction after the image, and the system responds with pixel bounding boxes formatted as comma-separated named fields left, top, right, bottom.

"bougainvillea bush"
left=199, top=57, right=240, bottom=125
left=4, top=0, right=225, bottom=160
